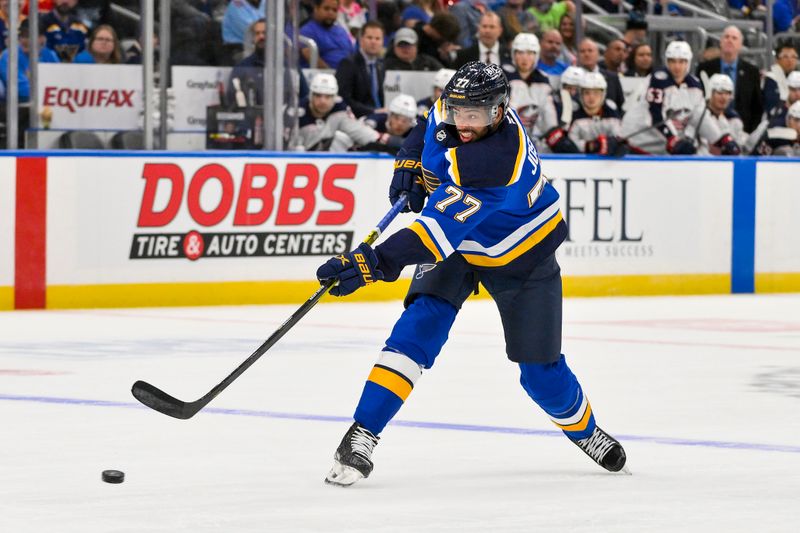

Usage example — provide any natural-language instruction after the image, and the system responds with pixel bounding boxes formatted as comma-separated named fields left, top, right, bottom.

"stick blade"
left=131, top=380, right=198, bottom=420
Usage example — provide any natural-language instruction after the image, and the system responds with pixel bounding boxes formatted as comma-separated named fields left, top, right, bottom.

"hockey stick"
left=131, top=194, right=409, bottom=420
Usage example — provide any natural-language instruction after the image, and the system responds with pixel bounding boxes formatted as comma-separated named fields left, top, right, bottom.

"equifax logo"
left=42, top=86, right=136, bottom=113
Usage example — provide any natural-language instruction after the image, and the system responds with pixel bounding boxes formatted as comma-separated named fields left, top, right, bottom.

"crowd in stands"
left=2, top=0, right=800, bottom=155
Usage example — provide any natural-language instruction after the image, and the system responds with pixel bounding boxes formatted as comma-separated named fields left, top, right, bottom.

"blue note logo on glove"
left=316, top=243, right=384, bottom=297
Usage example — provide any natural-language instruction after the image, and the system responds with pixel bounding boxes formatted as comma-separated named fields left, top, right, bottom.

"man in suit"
left=696, top=25, right=763, bottom=133
left=336, top=20, right=386, bottom=118
left=453, top=11, right=511, bottom=68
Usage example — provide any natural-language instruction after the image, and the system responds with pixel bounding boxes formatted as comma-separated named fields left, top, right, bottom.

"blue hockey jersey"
left=375, top=99, right=567, bottom=280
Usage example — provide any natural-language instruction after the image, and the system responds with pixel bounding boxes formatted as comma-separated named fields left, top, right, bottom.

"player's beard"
left=457, top=127, right=484, bottom=143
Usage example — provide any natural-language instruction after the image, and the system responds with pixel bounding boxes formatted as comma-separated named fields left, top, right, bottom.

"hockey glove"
left=390, top=159, right=427, bottom=213
left=666, top=136, right=696, bottom=155
left=609, top=136, right=630, bottom=157
left=316, top=243, right=384, bottom=297
left=545, top=127, right=580, bottom=153
left=715, top=134, right=741, bottom=156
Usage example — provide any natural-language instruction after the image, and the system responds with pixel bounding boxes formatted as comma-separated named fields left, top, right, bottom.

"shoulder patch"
left=654, top=71, right=667, bottom=80
left=502, top=64, right=516, bottom=74
left=436, top=129, right=447, bottom=142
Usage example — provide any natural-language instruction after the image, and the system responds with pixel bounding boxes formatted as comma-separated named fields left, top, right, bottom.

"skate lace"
left=577, top=428, right=615, bottom=462
left=350, top=426, right=379, bottom=460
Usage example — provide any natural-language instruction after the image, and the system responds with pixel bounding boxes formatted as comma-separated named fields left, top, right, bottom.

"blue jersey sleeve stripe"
left=408, top=221, right=444, bottom=262
left=417, top=215, right=456, bottom=256
left=460, top=211, right=563, bottom=267
left=458, top=202, right=561, bottom=256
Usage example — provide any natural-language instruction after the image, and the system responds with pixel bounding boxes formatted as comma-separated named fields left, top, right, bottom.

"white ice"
left=1, top=294, right=799, bottom=532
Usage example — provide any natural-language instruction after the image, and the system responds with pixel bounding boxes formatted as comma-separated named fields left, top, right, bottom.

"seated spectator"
left=599, top=39, right=627, bottom=75
left=41, top=0, right=88, bottom=62
left=536, top=29, right=568, bottom=76
left=763, top=43, right=798, bottom=116
left=577, top=37, right=624, bottom=110
left=338, top=0, right=366, bottom=37
left=695, top=74, right=747, bottom=155
left=401, top=0, right=440, bottom=28
left=496, top=0, right=539, bottom=43
left=528, top=0, right=575, bottom=33
left=221, top=0, right=260, bottom=64
left=568, top=71, right=625, bottom=156
left=556, top=13, right=576, bottom=66
left=416, top=67, right=455, bottom=116
left=300, top=0, right=354, bottom=69
left=74, top=24, right=122, bottom=63
left=454, top=11, right=510, bottom=68
left=384, top=26, right=443, bottom=71
left=413, top=12, right=461, bottom=68
left=1, top=16, right=60, bottom=102
left=622, top=15, right=648, bottom=49
left=335, top=19, right=385, bottom=118
left=287, top=72, right=390, bottom=152
left=624, top=43, right=653, bottom=77
left=1, top=0, right=25, bottom=55
left=449, top=0, right=484, bottom=48
left=362, top=93, right=417, bottom=154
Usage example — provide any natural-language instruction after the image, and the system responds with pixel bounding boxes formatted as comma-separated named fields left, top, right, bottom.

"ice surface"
left=1, top=294, right=799, bottom=532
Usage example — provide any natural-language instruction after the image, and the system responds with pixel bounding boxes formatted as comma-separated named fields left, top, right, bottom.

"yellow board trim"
left=755, top=273, right=800, bottom=293
left=0, top=273, right=769, bottom=311
left=45, top=279, right=413, bottom=310
left=368, top=366, right=413, bottom=401
left=409, top=221, right=444, bottom=262
left=462, top=212, right=563, bottom=267
left=556, top=404, right=593, bottom=432
left=0, top=287, right=13, bottom=311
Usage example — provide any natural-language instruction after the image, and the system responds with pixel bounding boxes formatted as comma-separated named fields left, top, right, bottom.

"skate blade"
left=324, top=462, right=364, bottom=487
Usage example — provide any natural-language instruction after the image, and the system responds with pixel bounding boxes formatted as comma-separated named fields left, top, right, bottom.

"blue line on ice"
left=3, top=393, right=799, bottom=455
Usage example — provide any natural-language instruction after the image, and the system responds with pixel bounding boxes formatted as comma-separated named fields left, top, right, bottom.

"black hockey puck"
left=101, top=470, right=125, bottom=484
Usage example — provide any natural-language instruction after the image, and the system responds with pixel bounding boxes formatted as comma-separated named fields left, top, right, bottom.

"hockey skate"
left=570, top=426, right=628, bottom=473
left=325, top=422, right=379, bottom=487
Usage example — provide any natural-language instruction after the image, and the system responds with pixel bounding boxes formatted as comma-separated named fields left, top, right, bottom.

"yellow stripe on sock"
left=367, top=366, right=413, bottom=401
left=555, top=404, right=593, bottom=432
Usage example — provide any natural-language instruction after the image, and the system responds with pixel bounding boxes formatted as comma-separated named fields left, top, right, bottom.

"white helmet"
left=560, top=66, right=584, bottom=88
left=310, top=73, right=338, bottom=96
left=389, top=94, right=418, bottom=119
left=580, top=71, right=607, bottom=91
left=511, top=32, right=540, bottom=56
left=665, top=40, right=693, bottom=63
left=433, top=68, right=456, bottom=90
left=707, top=73, right=734, bottom=98
left=789, top=100, right=800, bottom=120
left=788, top=71, right=800, bottom=89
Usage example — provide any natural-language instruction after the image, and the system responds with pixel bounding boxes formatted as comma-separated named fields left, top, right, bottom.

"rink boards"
left=1, top=152, right=798, bottom=310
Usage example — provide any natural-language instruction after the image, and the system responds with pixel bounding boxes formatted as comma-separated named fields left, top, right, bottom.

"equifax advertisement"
left=755, top=162, right=800, bottom=273
left=44, top=156, right=410, bottom=285
left=36, top=64, right=144, bottom=130
left=545, top=159, right=734, bottom=276
left=0, top=157, right=15, bottom=290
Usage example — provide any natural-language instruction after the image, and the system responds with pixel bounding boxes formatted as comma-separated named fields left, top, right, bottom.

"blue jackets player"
left=317, top=62, right=627, bottom=487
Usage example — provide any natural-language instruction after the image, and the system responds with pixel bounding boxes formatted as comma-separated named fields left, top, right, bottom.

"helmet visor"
left=442, top=101, right=498, bottom=127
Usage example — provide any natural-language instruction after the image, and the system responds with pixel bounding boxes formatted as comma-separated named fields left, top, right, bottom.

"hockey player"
left=621, top=40, right=739, bottom=155
left=693, top=74, right=747, bottom=155
left=316, top=61, right=627, bottom=487
left=362, top=94, right=419, bottom=155
left=750, top=72, right=800, bottom=155
left=416, top=68, right=456, bottom=119
left=753, top=100, right=800, bottom=156
left=287, top=73, right=393, bottom=152
left=554, top=65, right=584, bottom=129
left=568, top=71, right=627, bottom=156
left=504, top=32, right=578, bottom=153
